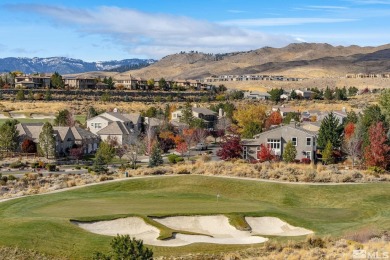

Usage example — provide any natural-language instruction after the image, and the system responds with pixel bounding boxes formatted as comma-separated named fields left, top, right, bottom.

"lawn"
left=0, top=175, right=389, bottom=259
left=0, top=114, right=86, bottom=126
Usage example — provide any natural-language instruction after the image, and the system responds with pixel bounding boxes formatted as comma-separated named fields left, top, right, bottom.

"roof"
left=17, top=123, right=44, bottom=141
left=53, top=127, right=71, bottom=141
left=97, top=121, right=131, bottom=135
left=71, top=126, right=98, bottom=140
left=252, top=124, right=317, bottom=139
left=192, top=107, right=217, bottom=116
left=145, top=117, right=163, bottom=128
left=103, top=112, right=141, bottom=123
left=244, top=91, right=271, bottom=96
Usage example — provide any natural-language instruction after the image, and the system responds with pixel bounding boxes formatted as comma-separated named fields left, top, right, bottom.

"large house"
left=242, top=122, right=318, bottom=161
left=243, top=91, right=271, bottom=100
left=63, top=77, right=97, bottom=89
left=14, top=75, right=51, bottom=88
left=87, top=111, right=142, bottom=145
left=114, top=75, right=148, bottom=90
left=171, top=107, right=218, bottom=129
left=16, top=123, right=100, bottom=156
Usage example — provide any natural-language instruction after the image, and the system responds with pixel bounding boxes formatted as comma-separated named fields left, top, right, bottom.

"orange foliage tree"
left=257, top=144, right=275, bottom=162
left=265, top=111, right=282, bottom=129
left=344, top=122, right=355, bottom=140
left=364, top=121, right=390, bottom=169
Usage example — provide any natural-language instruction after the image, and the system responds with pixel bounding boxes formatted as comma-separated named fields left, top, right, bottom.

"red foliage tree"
left=344, top=122, right=355, bottom=140
left=257, top=144, right=275, bottom=162
left=265, top=111, right=282, bottom=129
left=364, top=121, right=390, bottom=169
left=176, top=142, right=188, bottom=156
left=216, top=135, right=242, bottom=160
left=21, top=139, right=37, bottom=153
left=70, top=147, right=84, bottom=160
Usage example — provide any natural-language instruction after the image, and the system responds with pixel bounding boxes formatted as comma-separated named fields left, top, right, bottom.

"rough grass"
left=0, top=175, right=389, bottom=259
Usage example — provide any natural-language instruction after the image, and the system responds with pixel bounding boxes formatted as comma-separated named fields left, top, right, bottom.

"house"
left=87, top=111, right=142, bottom=145
left=316, top=109, right=348, bottom=124
left=171, top=107, right=218, bottom=129
left=16, top=123, right=99, bottom=156
left=64, top=77, right=97, bottom=89
left=242, top=122, right=317, bottom=161
left=295, top=89, right=315, bottom=99
left=114, top=75, right=148, bottom=90
left=272, top=105, right=298, bottom=118
left=243, top=91, right=271, bottom=100
left=144, top=117, right=164, bottom=131
left=14, top=74, right=51, bottom=88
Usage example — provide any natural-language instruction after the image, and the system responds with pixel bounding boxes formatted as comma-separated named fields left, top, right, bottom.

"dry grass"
left=0, top=246, right=61, bottom=260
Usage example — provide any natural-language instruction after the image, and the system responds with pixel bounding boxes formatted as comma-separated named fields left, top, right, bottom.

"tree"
left=70, top=147, right=84, bottom=162
left=217, top=134, right=242, bottom=160
left=180, top=102, right=193, bottom=125
left=265, top=111, right=282, bottom=129
left=0, top=119, right=19, bottom=152
left=364, top=121, right=390, bottom=169
left=16, top=89, right=25, bottom=101
left=124, top=140, right=145, bottom=169
left=87, top=106, right=99, bottom=119
left=345, top=111, right=358, bottom=124
left=283, top=141, right=297, bottom=163
left=21, top=139, right=37, bottom=153
left=38, top=122, right=55, bottom=159
left=267, top=88, right=283, bottom=103
left=343, top=125, right=363, bottom=169
left=102, top=77, right=114, bottom=89
left=193, top=128, right=208, bottom=144
left=51, top=72, right=64, bottom=89
left=93, top=235, right=153, bottom=260
left=317, top=112, right=343, bottom=149
left=147, top=78, right=155, bottom=89
left=324, top=86, right=333, bottom=100
left=28, top=89, right=34, bottom=101
left=54, top=109, right=74, bottom=127
left=344, top=122, right=355, bottom=140
left=322, top=140, right=334, bottom=165
left=95, top=140, right=116, bottom=165
left=257, top=144, right=275, bottom=162
left=234, top=104, right=267, bottom=137
left=379, top=89, right=390, bottom=124
left=290, top=90, right=298, bottom=100
left=158, top=78, right=169, bottom=91
left=359, top=105, right=386, bottom=148
left=176, top=142, right=188, bottom=156
left=181, top=128, right=195, bottom=158
left=45, top=89, right=52, bottom=101
left=282, top=112, right=300, bottom=124
left=149, top=143, right=163, bottom=167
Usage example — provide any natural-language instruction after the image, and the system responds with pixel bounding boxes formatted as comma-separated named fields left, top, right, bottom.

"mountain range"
left=0, top=57, right=156, bottom=74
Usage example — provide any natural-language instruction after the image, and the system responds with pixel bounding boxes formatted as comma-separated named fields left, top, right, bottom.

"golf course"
left=0, top=175, right=389, bottom=259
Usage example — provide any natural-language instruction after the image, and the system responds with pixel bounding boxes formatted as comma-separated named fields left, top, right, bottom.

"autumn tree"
left=70, top=146, right=84, bottom=162
left=364, top=121, right=390, bottom=169
left=176, top=142, right=188, bottom=156
left=359, top=105, right=386, bottom=148
left=181, top=128, right=195, bottom=158
left=217, top=134, right=242, bottom=160
left=21, top=139, right=37, bottom=153
left=38, top=122, right=55, bottom=159
left=378, top=88, right=390, bottom=123
left=257, top=144, right=275, bottom=162
left=343, top=124, right=363, bottom=168
left=233, top=104, right=267, bottom=138
left=283, top=141, right=297, bottom=163
left=322, top=140, right=334, bottom=165
left=344, top=122, right=355, bottom=140
left=54, top=109, right=74, bottom=127
left=265, top=111, right=282, bottom=129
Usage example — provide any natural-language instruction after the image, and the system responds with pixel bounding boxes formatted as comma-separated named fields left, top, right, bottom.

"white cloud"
left=5, top=4, right=299, bottom=58
left=220, top=18, right=357, bottom=27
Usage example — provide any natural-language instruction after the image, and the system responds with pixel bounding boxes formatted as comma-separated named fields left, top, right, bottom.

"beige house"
left=171, top=107, right=218, bottom=129
left=87, top=111, right=142, bottom=145
left=14, top=75, right=51, bottom=88
left=64, top=77, right=97, bottom=89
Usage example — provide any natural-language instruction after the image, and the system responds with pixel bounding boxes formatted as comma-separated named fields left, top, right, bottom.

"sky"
left=1, top=0, right=390, bottom=61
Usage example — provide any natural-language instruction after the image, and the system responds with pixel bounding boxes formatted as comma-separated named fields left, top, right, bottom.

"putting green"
left=0, top=175, right=389, bottom=259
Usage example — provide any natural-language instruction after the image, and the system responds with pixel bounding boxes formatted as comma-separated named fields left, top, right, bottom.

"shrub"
left=46, top=164, right=56, bottom=171
left=75, top=166, right=81, bottom=170
left=301, top=158, right=311, bottom=164
left=9, top=161, right=24, bottom=169
left=175, top=156, right=184, bottom=163
left=167, top=154, right=179, bottom=164
left=305, top=235, right=325, bottom=248
left=177, top=169, right=190, bottom=174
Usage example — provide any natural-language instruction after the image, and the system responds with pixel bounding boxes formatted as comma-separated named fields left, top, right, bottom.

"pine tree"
left=16, top=89, right=25, bottom=101
left=93, top=153, right=107, bottom=173
left=322, top=140, right=334, bottom=165
left=180, top=102, right=193, bottom=125
left=317, top=112, right=343, bottom=149
left=324, top=86, right=333, bottom=100
left=39, top=122, right=55, bottom=159
left=149, top=143, right=163, bottom=167
left=283, top=141, right=297, bottom=163
left=0, top=119, right=19, bottom=152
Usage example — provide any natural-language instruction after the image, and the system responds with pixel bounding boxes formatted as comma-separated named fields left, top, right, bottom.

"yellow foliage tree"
left=233, top=104, right=268, bottom=138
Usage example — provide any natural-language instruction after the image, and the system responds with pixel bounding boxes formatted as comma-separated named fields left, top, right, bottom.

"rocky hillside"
left=125, top=43, right=390, bottom=79
left=0, top=57, right=156, bottom=74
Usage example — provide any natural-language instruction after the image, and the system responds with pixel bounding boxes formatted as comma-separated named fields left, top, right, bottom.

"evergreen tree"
left=322, top=140, right=334, bottom=164
left=164, top=104, right=170, bottom=120
left=93, top=153, right=107, bottom=173
left=16, top=89, right=25, bottom=101
left=290, top=90, right=297, bottom=100
left=45, top=89, right=52, bottom=101
left=95, top=141, right=116, bottom=165
left=149, top=143, right=163, bottom=167
left=359, top=105, right=386, bottom=148
left=324, top=86, right=333, bottom=100
left=39, top=122, right=55, bottom=159
left=0, top=119, right=19, bottom=152
left=51, top=72, right=64, bottom=89
left=345, top=111, right=358, bottom=124
left=317, top=112, right=343, bottom=149
left=54, top=109, right=70, bottom=126
left=283, top=141, right=297, bottom=163
left=268, top=88, right=283, bottom=102
left=180, top=102, right=193, bottom=125
left=87, top=106, right=99, bottom=119
left=28, top=90, right=34, bottom=101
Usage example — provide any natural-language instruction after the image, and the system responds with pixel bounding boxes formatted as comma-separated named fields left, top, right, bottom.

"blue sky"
left=1, top=0, right=390, bottom=61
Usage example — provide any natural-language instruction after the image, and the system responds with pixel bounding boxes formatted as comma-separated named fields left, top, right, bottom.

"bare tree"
left=124, top=139, right=145, bottom=169
left=342, top=126, right=363, bottom=169
left=216, top=117, right=232, bottom=132
left=144, top=123, right=156, bottom=155
left=193, top=128, right=208, bottom=144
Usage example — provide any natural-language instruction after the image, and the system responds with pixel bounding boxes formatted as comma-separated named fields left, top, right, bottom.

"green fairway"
left=0, top=175, right=389, bottom=259
left=0, top=114, right=86, bottom=126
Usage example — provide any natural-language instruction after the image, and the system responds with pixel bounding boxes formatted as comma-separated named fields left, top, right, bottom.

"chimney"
left=219, top=108, right=224, bottom=118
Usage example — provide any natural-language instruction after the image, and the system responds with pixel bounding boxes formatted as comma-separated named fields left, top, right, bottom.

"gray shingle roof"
left=97, top=121, right=130, bottom=135
left=192, top=107, right=217, bottom=115
left=71, top=126, right=99, bottom=140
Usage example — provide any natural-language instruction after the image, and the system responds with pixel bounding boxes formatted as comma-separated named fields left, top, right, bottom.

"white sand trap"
left=9, top=113, right=26, bottom=118
left=73, top=216, right=267, bottom=247
left=153, top=215, right=268, bottom=242
left=31, top=113, right=55, bottom=119
left=0, top=114, right=9, bottom=119
left=245, top=217, right=313, bottom=236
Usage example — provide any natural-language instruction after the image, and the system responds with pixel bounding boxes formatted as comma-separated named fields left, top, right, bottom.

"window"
left=243, top=146, right=248, bottom=159
left=292, top=137, right=297, bottom=146
left=306, top=151, right=312, bottom=160
left=95, top=123, right=102, bottom=129
left=267, top=139, right=280, bottom=149
left=306, top=137, right=311, bottom=146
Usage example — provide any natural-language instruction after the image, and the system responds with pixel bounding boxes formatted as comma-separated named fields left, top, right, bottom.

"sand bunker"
left=74, top=215, right=312, bottom=247
left=30, top=113, right=55, bottom=119
left=246, top=217, right=313, bottom=236
left=73, top=216, right=266, bottom=246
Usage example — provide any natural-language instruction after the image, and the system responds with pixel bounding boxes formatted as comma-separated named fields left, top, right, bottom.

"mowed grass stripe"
left=0, top=175, right=389, bottom=259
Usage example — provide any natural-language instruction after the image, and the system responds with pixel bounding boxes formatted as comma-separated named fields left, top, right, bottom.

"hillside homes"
left=87, top=111, right=142, bottom=145
left=171, top=107, right=218, bottom=129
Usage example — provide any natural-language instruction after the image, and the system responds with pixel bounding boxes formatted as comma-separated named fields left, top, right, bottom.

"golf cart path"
left=0, top=173, right=368, bottom=204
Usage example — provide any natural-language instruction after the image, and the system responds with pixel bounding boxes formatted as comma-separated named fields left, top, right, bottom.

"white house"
left=243, top=91, right=271, bottom=100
